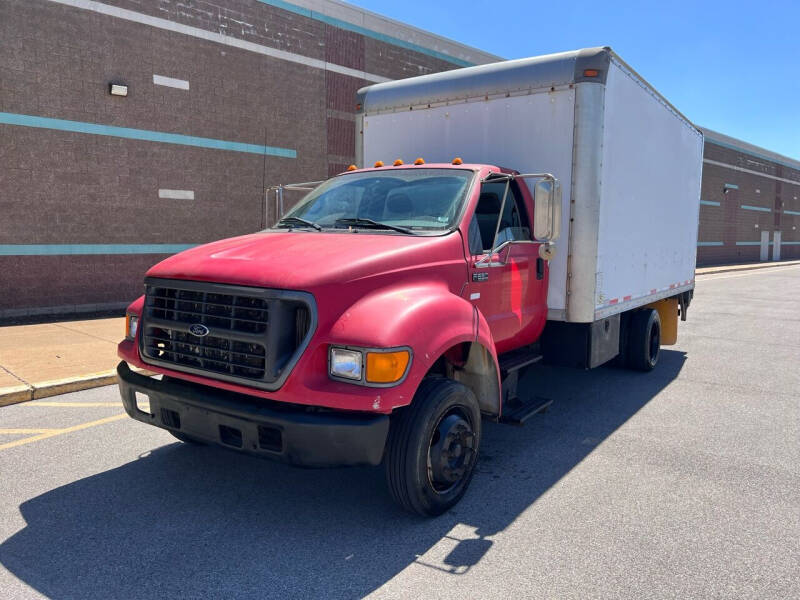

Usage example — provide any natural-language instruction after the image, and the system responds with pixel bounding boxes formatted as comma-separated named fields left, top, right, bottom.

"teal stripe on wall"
left=697, top=241, right=724, bottom=246
left=255, top=0, right=475, bottom=67
left=0, top=244, right=198, bottom=256
left=700, top=200, right=721, bottom=206
left=0, top=112, right=296, bottom=158
left=740, top=205, right=771, bottom=212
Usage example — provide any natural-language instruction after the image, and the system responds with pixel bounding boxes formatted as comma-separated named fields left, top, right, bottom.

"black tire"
left=626, top=309, right=661, bottom=372
left=168, top=430, right=205, bottom=445
left=385, top=377, right=481, bottom=517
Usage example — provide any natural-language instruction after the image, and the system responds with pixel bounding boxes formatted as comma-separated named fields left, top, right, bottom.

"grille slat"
left=144, top=306, right=266, bottom=325
left=143, top=335, right=266, bottom=360
left=140, top=280, right=314, bottom=389
left=146, top=345, right=266, bottom=372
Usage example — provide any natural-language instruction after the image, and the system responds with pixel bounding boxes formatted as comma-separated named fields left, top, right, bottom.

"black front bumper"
left=116, top=362, right=389, bottom=467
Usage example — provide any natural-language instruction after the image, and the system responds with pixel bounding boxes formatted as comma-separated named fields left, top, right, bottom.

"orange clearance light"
left=346, top=164, right=357, bottom=171
left=414, top=157, right=425, bottom=165
left=452, top=157, right=463, bottom=165
left=366, top=350, right=410, bottom=384
left=374, top=160, right=384, bottom=167
left=393, top=159, right=404, bottom=166
left=583, top=69, right=599, bottom=77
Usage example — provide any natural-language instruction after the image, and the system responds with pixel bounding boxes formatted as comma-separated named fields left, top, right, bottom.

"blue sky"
left=350, top=0, right=800, bottom=160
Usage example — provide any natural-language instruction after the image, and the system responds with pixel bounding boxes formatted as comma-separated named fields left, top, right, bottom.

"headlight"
left=330, top=347, right=362, bottom=380
left=329, top=346, right=411, bottom=385
left=125, top=314, right=139, bottom=340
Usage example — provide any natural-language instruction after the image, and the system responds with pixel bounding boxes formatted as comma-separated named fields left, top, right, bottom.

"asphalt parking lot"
left=1, top=265, right=799, bottom=599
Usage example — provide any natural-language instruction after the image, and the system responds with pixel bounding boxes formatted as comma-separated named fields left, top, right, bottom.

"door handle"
left=536, top=257, right=544, bottom=280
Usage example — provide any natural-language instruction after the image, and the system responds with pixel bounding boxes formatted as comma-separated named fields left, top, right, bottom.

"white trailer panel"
left=593, top=60, right=702, bottom=319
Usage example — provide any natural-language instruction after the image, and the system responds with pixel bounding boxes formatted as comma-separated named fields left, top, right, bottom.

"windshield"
left=280, top=168, right=474, bottom=232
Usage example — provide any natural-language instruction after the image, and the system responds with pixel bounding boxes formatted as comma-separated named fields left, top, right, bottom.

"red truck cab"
left=118, top=162, right=557, bottom=515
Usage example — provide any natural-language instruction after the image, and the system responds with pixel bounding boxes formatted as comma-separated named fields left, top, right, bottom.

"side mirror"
left=533, top=179, right=562, bottom=241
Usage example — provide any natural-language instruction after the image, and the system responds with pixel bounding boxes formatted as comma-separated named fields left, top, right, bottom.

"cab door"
left=465, top=177, right=548, bottom=355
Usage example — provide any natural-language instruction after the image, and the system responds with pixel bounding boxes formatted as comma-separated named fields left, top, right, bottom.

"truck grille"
left=139, top=279, right=315, bottom=390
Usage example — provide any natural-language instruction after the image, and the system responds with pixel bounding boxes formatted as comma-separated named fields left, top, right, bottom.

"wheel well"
left=426, top=342, right=501, bottom=417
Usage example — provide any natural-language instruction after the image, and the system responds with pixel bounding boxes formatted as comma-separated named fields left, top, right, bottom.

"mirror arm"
left=473, top=239, right=537, bottom=267
left=489, top=179, right=511, bottom=253
left=474, top=240, right=512, bottom=267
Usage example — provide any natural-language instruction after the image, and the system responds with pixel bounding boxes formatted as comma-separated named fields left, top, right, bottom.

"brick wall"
left=0, top=0, right=494, bottom=318
left=698, top=134, right=800, bottom=266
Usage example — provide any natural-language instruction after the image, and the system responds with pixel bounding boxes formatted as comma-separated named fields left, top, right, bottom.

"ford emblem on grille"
left=189, top=323, right=210, bottom=337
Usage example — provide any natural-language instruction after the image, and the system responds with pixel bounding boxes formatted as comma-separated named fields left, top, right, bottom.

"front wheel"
left=384, top=377, right=481, bottom=517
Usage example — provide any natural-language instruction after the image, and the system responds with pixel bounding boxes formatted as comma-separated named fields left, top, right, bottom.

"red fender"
left=330, top=283, right=502, bottom=412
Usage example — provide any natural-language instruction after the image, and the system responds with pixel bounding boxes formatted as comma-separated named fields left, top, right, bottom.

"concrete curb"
left=0, top=367, right=154, bottom=407
left=0, top=385, right=33, bottom=407
left=696, top=259, right=800, bottom=276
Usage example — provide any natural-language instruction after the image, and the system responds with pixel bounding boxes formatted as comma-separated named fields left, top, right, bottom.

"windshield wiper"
left=334, top=218, right=413, bottom=234
left=276, top=216, right=322, bottom=231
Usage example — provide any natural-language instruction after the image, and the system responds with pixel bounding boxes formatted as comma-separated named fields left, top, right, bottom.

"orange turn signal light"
left=346, top=164, right=357, bottom=171
left=452, top=157, right=463, bottom=165
left=374, top=160, right=384, bottom=167
left=366, top=350, right=410, bottom=383
left=583, top=69, right=599, bottom=77
left=393, top=159, right=404, bottom=166
left=414, top=157, right=425, bottom=165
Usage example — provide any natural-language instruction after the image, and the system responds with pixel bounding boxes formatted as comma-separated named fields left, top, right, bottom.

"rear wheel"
left=626, top=309, right=661, bottom=371
left=385, top=377, right=481, bottom=516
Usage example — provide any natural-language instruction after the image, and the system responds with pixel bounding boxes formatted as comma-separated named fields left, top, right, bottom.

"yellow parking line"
left=0, top=428, right=60, bottom=434
left=27, top=402, right=124, bottom=408
left=0, top=414, right=127, bottom=451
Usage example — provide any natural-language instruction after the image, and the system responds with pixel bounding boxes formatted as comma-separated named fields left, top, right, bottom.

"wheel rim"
left=427, top=408, right=476, bottom=494
left=648, top=321, right=661, bottom=365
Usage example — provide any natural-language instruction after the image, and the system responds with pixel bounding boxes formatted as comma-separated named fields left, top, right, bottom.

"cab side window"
left=468, top=180, right=532, bottom=254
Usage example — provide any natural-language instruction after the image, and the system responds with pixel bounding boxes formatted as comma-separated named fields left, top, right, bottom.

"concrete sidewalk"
left=2, top=258, right=799, bottom=407
left=0, top=317, right=144, bottom=407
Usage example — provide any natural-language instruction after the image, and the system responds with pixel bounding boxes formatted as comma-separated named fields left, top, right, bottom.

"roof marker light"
left=374, top=160, right=384, bottom=167
left=346, top=164, right=357, bottom=171
left=583, top=69, right=599, bottom=77
left=414, top=157, right=425, bottom=165
left=452, top=157, right=463, bottom=165
left=393, top=159, right=404, bottom=166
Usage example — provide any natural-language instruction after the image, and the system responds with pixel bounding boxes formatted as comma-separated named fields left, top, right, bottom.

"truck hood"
left=146, top=230, right=466, bottom=290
